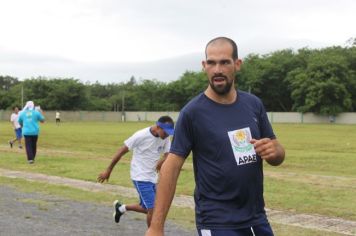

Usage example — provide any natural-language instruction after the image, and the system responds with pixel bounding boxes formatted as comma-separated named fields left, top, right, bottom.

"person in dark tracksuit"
left=18, top=101, right=45, bottom=164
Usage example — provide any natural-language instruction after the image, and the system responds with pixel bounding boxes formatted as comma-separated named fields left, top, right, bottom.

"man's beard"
left=209, top=76, right=234, bottom=95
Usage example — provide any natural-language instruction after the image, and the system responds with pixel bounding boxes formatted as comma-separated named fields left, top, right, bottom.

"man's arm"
left=250, top=138, right=285, bottom=166
left=38, top=110, right=45, bottom=123
left=18, top=115, right=23, bottom=127
left=156, top=152, right=169, bottom=172
left=97, top=145, right=129, bottom=183
left=10, top=116, right=15, bottom=129
left=145, top=153, right=185, bottom=236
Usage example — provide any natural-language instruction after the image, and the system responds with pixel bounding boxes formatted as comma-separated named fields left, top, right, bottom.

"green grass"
left=272, top=124, right=356, bottom=177
left=270, top=222, right=347, bottom=236
left=1, top=121, right=356, bottom=235
left=265, top=176, right=356, bottom=219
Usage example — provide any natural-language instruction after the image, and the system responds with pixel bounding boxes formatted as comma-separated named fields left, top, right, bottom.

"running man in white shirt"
left=97, top=116, right=174, bottom=227
left=9, top=106, right=23, bottom=149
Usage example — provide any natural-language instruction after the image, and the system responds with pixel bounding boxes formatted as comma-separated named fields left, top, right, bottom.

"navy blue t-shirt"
left=170, top=90, right=276, bottom=229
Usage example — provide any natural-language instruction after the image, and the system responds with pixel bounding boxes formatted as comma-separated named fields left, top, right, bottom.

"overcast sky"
left=0, top=0, right=355, bottom=83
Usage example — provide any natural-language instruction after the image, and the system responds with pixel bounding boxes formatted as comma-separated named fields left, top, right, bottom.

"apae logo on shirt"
left=228, top=127, right=257, bottom=166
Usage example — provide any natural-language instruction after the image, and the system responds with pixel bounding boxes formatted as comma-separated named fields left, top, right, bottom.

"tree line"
left=1, top=45, right=355, bottom=115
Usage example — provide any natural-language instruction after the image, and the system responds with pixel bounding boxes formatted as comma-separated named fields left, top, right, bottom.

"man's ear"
left=235, top=59, right=242, bottom=70
left=202, top=60, right=206, bottom=70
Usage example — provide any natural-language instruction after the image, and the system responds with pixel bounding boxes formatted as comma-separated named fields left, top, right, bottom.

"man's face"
left=157, top=126, right=169, bottom=140
left=202, top=42, right=241, bottom=95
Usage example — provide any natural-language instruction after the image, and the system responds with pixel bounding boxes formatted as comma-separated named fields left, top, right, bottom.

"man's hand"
left=250, top=138, right=285, bottom=166
left=156, top=159, right=165, bottom=172
left=97, top=170, right=111, bottom=183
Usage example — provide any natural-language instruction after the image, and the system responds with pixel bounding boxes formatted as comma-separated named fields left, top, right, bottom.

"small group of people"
left=98, top=37, right=286, bottom=236
left=8, top=101, right=45, bottom=164
left=4, top=36, right=286, bottom=236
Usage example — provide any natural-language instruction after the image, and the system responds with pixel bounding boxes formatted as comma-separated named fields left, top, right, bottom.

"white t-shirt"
left=124, top=127, right=171, bottom=183
left=10, top=113, right=21, bottom=129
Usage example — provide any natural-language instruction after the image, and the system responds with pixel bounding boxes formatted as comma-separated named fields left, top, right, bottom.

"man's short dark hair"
left=157, top=116, right=174, bottom=124
left=205, top=37, right=238, bottom=60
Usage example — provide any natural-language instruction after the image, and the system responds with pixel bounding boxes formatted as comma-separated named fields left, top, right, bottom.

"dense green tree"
left=18, top=77, right=88, bottom=110
left=47, top=79, right=88, bottom=110
left=345, top=46, right=356, bottom=111
left=86, top=82, right=123, bottom=110
left=0, top=75, right=19, bottom=91
left=0, top=76, right=20, bottom=109
left=287, top=47, right=354, bottom=115
left=239, top=50, right=299, bottom=111
left=166, top=71, right=207, bottom=110
left=1, top=44, right=355, bottom=113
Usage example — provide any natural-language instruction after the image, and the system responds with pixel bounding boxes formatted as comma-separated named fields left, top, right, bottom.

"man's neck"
left=149, top=126, right=159, bottom=137
left=204, top=87, right=237, bottom=104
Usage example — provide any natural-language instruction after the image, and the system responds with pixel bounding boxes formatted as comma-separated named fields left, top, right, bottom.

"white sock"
left=119, top=204, right=126, bottom=213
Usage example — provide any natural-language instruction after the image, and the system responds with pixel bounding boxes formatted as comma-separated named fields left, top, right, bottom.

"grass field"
left=0, top=121, right=355, bottom=235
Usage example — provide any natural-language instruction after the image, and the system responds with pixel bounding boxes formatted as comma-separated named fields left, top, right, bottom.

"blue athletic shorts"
left=15, top=128, right=22, bottom=139
left=198, top=222, right=274, bottom=236
left=132, top=180, right=156, bottom=209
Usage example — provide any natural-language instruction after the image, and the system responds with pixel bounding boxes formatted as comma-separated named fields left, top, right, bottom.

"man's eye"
left=207, top=61, right=215, bottom=65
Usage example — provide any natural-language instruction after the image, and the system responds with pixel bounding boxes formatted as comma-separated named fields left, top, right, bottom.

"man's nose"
left=213, top=64, right=223, bottom=74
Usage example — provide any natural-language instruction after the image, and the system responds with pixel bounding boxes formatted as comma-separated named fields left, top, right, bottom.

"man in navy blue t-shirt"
left=146, top=37, right=285, bottom=236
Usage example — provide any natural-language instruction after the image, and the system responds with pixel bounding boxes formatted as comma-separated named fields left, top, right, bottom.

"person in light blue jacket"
left=18, top=101, right=45, bottom=164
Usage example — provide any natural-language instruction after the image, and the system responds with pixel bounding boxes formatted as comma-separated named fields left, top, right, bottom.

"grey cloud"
left=0, top=49, right=203, bottom=84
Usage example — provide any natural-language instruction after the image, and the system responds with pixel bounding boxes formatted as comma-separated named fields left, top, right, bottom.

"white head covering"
left=23, top=101, right=35, bottom=110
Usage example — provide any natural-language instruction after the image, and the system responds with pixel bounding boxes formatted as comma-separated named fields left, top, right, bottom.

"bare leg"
left=9, top=138, right=16, bottom=148
left=146, top=208, right=153, bottom=227
left=125, top=203, right=148, bottom=214
left=18, top=138, right=22, bottom=148
left=124, top=204, right=154, bottom=227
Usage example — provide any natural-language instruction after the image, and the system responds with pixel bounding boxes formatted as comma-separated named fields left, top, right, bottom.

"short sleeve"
left=258, top=100, right=276, bottom=139
left=38, top=111, right=45, bottom=121
left=163, top=138, right=171, bottom=153
left=124, top=131, right=140, bottom=150
left=170, top=110, right=193, bottom=158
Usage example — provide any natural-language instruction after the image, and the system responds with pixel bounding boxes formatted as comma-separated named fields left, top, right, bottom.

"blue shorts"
left=132, top=180, right=156, bottom=209
left=198, top=223, right=274, bottom=236
left=15, top=128, right=22, bottom=139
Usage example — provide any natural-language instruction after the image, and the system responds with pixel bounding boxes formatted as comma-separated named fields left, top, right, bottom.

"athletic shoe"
left=28, top=160, right=34, bottom=164
left=113, top=200, right=123, bottom=223
left=9, top=141, right=13, bottom=148
left=19, top=145, right=22, bottom=149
